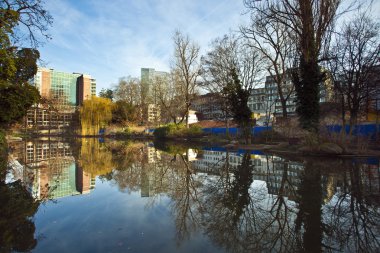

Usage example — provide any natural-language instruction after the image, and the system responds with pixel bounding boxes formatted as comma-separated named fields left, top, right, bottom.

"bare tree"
left=201, top=34, right=263, bottom=138
left=1, top=0, right=53, bottom=47
left=241, top=12, right=296, bottom=119
left=200, top=34, right=238, bottom=130
left=155, top=70, right=186, bottom=124
left=172, top=30, right=201, bottom=128
left=113, top=76, right=141, bottom=106
left=243, top=0, right=356, bottom=131
left=329, top=13, right=380, bottom=129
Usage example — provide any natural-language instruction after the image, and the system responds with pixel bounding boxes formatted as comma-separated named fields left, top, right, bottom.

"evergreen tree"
left=223, top=68, right=252, bottom=143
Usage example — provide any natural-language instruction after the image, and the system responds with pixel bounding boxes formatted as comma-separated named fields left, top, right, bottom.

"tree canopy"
left=0, top=0, right=52, bottom=128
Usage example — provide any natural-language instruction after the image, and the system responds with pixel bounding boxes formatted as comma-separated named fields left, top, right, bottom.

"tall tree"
left=0, top=0, right=53, bottom=47
left=329, top=13, right=380, bottom=129
left=0, top=0, right=52, bottom=128
left=241, top=12, right=296, bottom=119
left=223, top=68, right=252, bottom=143
left=243, top=0, right=351, bottom=131
left=201, top=34, right=262, bottom=130
left=155, top=70, right=186, bottom=124
left=172, top=30, right=200, bottom=128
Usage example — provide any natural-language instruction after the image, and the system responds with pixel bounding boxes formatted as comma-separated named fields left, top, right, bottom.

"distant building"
left=191, top=93, right=224, bottom=121
left=248, top=87, right=268, bottom=123
left=147, top=103, right=161, bottom=123
left=141, top=68, right=169, bottom=124
left=250, top=70, right=334, bottom=121
left=141, top=68, right=169, bottom=104
left=32, top=67, right=96, bottom=106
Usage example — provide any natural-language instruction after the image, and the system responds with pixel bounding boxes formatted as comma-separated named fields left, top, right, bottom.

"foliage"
left=0, top=80, right=40, bottom=128
left=223, top=68, right=252, bottom=142
left=292, top=61, right=323, bottom=132
left=98, top=88, right=114, bottom=100
left=0, top=129, right=7, bottom=178
left=80, top=96, right=113, bottom=136
left=0, top=0, right=51, bottom=129
left=154, top=123, right=202, bottom=139
left=112, top=100, right=139, bottom=125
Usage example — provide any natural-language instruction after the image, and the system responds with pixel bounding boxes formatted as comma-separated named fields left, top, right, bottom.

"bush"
left=154, top=123, right=203, bottom=139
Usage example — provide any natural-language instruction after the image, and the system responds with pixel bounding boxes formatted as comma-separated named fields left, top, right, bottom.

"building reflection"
left=6, top=140, right=379, bottom=252
left=8, top=140, right=95, bottom=200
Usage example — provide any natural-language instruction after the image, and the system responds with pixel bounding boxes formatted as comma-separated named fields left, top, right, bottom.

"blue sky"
left=38, top=0, right=380, bottom=94
left=38, top=0, right=249, bottom=93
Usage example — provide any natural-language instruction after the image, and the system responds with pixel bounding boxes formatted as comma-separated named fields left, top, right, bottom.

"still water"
left=1, top=138, right=380, bottom=252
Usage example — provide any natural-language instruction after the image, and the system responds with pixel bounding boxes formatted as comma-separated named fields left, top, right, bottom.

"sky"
left=38, top=0, right=249, bottom=93
left=37, top=0, right=380, bottom=94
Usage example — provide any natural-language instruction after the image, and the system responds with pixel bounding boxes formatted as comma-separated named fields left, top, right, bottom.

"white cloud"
left=38, top=0, right=247, bottom=92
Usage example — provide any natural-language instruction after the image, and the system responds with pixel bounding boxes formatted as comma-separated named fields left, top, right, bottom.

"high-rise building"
left=32, top=67, right=96, bottom=106
left=141, top=68, right=169, bottom=104
left=141, top=68, right=169, bottom=124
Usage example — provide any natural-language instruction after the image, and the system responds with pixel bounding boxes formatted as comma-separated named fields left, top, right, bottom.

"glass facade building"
left=32, top=67, right=96, bottom=106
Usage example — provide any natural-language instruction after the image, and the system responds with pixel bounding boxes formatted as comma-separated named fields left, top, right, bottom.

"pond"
left=1, top=138, right=380, bottom=252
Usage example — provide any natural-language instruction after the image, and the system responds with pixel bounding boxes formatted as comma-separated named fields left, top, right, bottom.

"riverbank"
left=7, top=127, right=380, bottom=158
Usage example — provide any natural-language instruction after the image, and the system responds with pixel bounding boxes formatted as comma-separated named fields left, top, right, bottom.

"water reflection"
left=3, top=139, right=380, bottom=252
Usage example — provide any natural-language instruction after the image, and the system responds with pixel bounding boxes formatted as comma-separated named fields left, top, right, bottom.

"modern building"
left=141, top=68, right=169, bottom=124
left=249, top=70, right=334, bottom=121
left=141, top=68, right=169, bottom=104
left=147, top=103, right=161, bottom=124
left=27, top=68, right=96, bottom=130
left=32, top=67, right=96, bottom=106
left=248, top=87, right=268, bottom=122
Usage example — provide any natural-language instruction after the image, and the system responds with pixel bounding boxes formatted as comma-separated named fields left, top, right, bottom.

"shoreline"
left=6, top=132, right=380, bottom=158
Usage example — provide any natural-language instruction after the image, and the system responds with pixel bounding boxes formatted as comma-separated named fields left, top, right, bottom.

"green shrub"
left=154, top=123, right=203, bottom=139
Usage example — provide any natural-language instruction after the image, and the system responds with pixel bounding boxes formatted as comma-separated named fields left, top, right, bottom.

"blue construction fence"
left=325, top=124, right=380, bottom=139
left=202, top=126, right=272, bottom=137
left=147, top=124, right=379, bottom=139
left=202, top=124, right=380, bottom=139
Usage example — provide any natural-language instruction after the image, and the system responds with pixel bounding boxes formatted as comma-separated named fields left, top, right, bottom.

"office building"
left=27, top=68, right=96, bottom=130
left=141, top=68, right=169, bottom=104
left=32, top=67, right=96, bottom=106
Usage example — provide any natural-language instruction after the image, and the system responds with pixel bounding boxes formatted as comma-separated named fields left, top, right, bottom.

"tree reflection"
left=91, top=142, right=380, bottom=252
left=0, top=180, right=39, bottom=252
left=108, top=142, right=144, bottom=192
left=324, top=160, right=380, bottom=252
left=77, top=138, right=114, bottom=176
left=295, top=161, right=323, bottom=253
left=168, top=149, right=204, bottom=244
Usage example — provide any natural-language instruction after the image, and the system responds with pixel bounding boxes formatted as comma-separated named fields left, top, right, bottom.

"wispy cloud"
left=38, top=0, right=248, bottom=91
